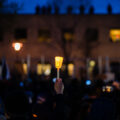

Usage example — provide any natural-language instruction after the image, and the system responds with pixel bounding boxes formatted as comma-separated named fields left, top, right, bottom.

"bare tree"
left=0, top=0, right=23, bottom=14
left=6, top=2, right=24, bottom=14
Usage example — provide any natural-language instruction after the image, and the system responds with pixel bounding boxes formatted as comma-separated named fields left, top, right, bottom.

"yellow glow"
left=110, top=29, right=120, bottom=42
left=68, top=63, right=74, bottom=76
left=55, top=56, right=63, bottom=69
left=37, top=64, right=51, bottom=76
left=33, top=114, right=38, bottom=118
left=23, top=63, right=27, bottom=74
left=102, top=87, right=106, bottom=92
left=90, top=60, right=95, bottom=67
left=12, top=42, right=23, bottom=51
left=106, top=86, right=111, bottom=92
left=37, top=64, right=42, bottom=75
left=44, top=64, right=51, bottom=76
left=64, top=32, right=73, bottom=41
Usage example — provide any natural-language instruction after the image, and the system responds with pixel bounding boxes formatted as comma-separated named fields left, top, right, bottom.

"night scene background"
left=1, top=0, right=120, bottom=14
left=0, top=0, right=120, bottom=120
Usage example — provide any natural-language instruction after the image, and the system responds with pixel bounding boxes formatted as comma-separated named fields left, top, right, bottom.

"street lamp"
left=12, top=42, right=23, bottom=63
left=12, top=42, right=23, bottom=52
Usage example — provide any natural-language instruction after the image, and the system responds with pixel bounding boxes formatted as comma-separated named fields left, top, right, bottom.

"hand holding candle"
left=55, top=56, right=63, bottom=79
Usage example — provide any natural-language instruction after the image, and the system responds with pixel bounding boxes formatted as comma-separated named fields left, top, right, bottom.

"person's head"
left=4, top=90, right=29, bottom=118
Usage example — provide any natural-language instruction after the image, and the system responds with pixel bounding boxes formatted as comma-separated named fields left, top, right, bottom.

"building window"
left=0, top=30, right=3, bottom=42
left=37, top=63, right=51, bottom=76
left=23, top=63, right=28, bottom=75
left=63, top=29, right=74, bottom=42
left=38, top=29, right=51, bottom=42
left=85, top=28, right=98, bottom=42
left=110, top=29, right=120, bottom=42
left=68, top=63, right=74, bottom=76
left=14, top=28, right=27, bottom=41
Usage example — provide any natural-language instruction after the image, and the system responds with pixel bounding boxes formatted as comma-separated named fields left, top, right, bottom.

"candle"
left=55, top=56, right=63, bottom=79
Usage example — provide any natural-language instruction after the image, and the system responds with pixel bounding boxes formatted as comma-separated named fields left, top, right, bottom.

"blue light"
left=86, top=80, right=91, bottom=86
left=52, top=78, right=56, bottom=83
left=20, top=82, right=24, bottom=87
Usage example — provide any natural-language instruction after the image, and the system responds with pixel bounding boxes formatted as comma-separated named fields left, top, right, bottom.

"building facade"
left=0, top=14, right=120, bottom=78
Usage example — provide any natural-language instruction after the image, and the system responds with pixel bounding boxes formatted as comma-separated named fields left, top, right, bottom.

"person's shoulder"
left=0, top=115, right=6, bottom=120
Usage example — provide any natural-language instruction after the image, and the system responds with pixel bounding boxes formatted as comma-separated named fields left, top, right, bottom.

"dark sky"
left=7, top=0, right=120, bottom=14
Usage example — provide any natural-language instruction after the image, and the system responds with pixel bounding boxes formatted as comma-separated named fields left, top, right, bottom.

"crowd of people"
left=0, top=71, right=120, bottom=120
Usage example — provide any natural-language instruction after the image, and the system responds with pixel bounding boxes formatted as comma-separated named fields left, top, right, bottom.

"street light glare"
left=12, top=42, right=23, bottom=51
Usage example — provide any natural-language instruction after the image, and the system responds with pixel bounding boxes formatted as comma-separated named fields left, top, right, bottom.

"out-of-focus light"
left=20, top=81, right=24, bottom=87
left=90, top=60, right=95, bottom=67
left=52, top=78, right=56, bottom=83
left=33, top=114, right=38, bottom=118
left=68, top=63, right=74, bottom=76
left=86, top=80, right=91, bottom=86
left=37, top=63, right=42, bottom=75
left=55, top=56, right=63, bottom=69
left=12, top=42, right=23, bottom=51
left=23, top=63, right=27, bottom=74
left=106, top=86, right=113, bottom=93
left=37, top=64, right=51, bottom=76
left=102, top=86, right=106, bottom=92
left=110, top=29, right=120, bottom=42
left=44, top=64, right=51, bottom=76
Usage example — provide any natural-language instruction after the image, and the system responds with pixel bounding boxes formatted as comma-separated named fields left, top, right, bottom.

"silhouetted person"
left=32, top=78, right=65, bottom=120
left=89, top=6, right=94, bottom=14
left=54, top=6, right=59, bottom=14
left=4, top=90, right=30, bottom=120
left=67, top=6, right=73, bottom=14
left=41, top=6, right=47, bottom=14
left=107, top=4, right=112, bottom=14
left=35, top=5, right=40, bottom=14
left=47, top=6, right=52, bottom=14
left=80, top=5, right=85, bottom=15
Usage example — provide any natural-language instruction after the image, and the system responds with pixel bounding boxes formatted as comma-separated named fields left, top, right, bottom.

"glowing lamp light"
left=106, top=86, right=112, bottom=93
left=55, top=56, right=63, bottom=69
left=33, top=114, right=38, bottom=118
left=86, top=80, right=91, bottom=86
left=90, top=60, right=95, bottom=67
left=55, top=56, right=63, bottom=79
left=12, top=42, right=23, bottom=51
left=68, top=63, right=74, bottom=76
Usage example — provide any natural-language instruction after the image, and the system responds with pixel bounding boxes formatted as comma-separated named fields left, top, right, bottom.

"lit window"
left=23, top=63, right=27, bottom=74
left=14, top=28, right=27, bottom=42
left=110, top=29, right=120, bottom=42
left=43, top=64, right=51, bottom=76
left=89, top=60, right=96, bottom=67
left=63, top=29, right=74, bottom=42
left=37, top=63, right=51, bottom=76
left=38, top=29, right=51, bottom=42
left=68, top=63, right=74, bottom=76
left=88, top=60, right=96, bottom=73
left=37, top=63, right=43, bottom=75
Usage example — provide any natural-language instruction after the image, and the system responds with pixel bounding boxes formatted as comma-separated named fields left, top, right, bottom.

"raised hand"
left=54, top=78, right=64, bottom=94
